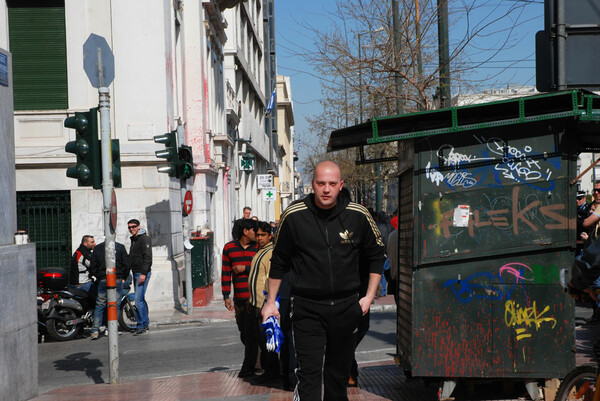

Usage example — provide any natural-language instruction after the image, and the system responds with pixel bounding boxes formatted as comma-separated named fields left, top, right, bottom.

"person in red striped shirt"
left=222, top=218, right=258, bottom=378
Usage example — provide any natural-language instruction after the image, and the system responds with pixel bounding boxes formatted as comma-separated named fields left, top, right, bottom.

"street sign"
left=110, top=189, right=117, bottom=232
left=83, top=34, right=115, bottom=88
left=262, top=187, right=277, bottom=201
left=257, top=174, right=273, bottom=189
left=183, top=190, right=193, bottom=216
left=239, top=154, right=255, bottom=171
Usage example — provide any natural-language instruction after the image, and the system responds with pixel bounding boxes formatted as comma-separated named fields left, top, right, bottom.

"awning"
left=328, top=90, right=600, bottom=152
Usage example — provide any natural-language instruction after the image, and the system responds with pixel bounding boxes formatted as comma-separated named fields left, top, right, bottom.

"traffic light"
left=111, top=139, right=121, bottom=188
left=178, top=145, right=194, bottom=180
left=65, top=108, right=101, bottom=189
left=153, top=131, right=178, bottom=177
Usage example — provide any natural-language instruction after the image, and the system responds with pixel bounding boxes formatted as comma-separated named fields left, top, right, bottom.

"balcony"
left=225, top=80, right=240, bottom=125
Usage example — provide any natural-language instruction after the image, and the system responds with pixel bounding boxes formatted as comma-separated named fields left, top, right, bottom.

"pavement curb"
left=149, top=303, right=397, bottom=329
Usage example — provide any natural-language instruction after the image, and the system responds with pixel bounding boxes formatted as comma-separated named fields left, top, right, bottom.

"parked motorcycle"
left=37, top=267, right=137, bottom=341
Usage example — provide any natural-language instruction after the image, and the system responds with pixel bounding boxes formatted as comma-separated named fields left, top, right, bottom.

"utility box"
left=190, top=233, right=214, bottom=306
left=328, top=90, right=600, bottom=396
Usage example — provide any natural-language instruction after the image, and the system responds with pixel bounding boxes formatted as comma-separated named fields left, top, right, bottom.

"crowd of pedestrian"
left=70, top=218, right=153, bottom=338
left=71, top=159, right=395, bottom=400
left=221, top=160, right=399, bottom=401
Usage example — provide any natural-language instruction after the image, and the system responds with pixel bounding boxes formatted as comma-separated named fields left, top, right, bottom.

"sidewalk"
left=32, top=298, right=600, bottom=401
left=32, top=294, right=404, bottom=401
left=148, top=292, right=398, bottom=329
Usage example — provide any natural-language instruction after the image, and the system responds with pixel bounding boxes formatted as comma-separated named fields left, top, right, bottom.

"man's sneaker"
left=133, top=327, right=148, bottom=336
left=90, top=332, right=99, bottom=340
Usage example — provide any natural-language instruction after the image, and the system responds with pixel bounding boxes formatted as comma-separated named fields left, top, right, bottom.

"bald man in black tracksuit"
left=262, top=161, right=385, bottom=401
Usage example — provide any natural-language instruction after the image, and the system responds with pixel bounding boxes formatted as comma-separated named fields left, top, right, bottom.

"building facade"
left=1, top=0, right=292, bottom=311
left=275, top=75, right=297, bottom=213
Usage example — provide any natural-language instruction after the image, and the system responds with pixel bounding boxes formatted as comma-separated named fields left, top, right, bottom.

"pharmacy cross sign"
left=262, top=187, right=277, bottom=201
left=241, top=158, right=253, bottom=169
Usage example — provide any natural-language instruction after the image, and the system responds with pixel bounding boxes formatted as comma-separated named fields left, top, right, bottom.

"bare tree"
left=292, top=0, right=537, bottom=207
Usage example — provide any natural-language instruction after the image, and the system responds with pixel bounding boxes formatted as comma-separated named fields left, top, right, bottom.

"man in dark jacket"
left=262, top=160, right=386, bottom=401
left=69, top=235, right=96, bottom=289
left=231, top=206, right=252, bottom=240
left=88, top=240, right=130, bottom=339
left=127, top=219, right=153, bottom=335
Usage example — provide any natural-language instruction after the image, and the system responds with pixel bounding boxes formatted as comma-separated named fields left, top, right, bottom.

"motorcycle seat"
left=69, top=286, right=91, bottom=298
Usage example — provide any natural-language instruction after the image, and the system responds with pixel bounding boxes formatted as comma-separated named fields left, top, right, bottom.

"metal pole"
left=176, top=124, right=194, bottom=315
left=556, top=0, right=566, bottom=90
left=437, top=0, right=451, bottom=108
left=99, top=86, right=118, bottom=384
left=358, top=33, right=363, bottom=124
left=392, top=0, right=404, bottom=115
left=415, top=0, right=424, bottom=110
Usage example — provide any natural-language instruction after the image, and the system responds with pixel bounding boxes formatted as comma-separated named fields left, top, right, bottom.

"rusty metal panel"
left=412, top=252, right=574, bottom=378
left=411, top=123, right=576, bottom=379
left=415, top=129, right=573, bottom=264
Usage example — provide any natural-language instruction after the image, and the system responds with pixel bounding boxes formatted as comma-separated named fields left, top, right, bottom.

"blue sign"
left=0, top=53, right=8, bottom=87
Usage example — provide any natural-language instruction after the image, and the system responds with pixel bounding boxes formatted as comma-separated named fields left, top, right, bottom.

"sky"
left=274, top=0, right=545, bottom=171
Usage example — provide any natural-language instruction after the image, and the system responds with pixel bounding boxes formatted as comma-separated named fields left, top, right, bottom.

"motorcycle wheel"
left=119, top=300, right=137, bottom=332
left=47, top=308, right=81, bottom=341
left=555, top=364, right=598, bottom=401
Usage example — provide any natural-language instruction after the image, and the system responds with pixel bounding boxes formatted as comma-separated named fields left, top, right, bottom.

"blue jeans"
left=78, top=281, right=97, bottom=295
left=92, top=279, right=123, bottom=333
left=133, top=272, right=151, bottom=329
left=379, top=258, right=391, bottom=296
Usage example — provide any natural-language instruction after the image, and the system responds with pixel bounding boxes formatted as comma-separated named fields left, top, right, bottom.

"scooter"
left=37, top=267, right=137, bottom=342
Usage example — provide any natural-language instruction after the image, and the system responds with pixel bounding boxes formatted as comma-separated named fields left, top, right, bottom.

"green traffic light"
left=64, top=108, right=101, bottom=188
left=154, top=131, right=178, bottom=177
left=64, top=114, right=88, bottom=131
left=66, top=164, right=91, bottom=183
left=65, top=139, right=89, bottom=158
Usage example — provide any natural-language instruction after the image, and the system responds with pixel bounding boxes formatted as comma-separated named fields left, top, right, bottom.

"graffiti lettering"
left=445, top=171, right=478, bottom=188
left=437, top=144, right=493, bottom=167
left=428, top=138, right=559, bottom=191
left=504, top=299, right=557, bottom=341
left=443, top=263, right=533, bottom=305
left=428, top=186, right=569, bottom=238
left=425, top=161, right=445, bottom=185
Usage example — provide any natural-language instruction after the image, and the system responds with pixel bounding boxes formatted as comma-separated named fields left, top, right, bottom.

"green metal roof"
left=328, top=90, right=600, bottom=152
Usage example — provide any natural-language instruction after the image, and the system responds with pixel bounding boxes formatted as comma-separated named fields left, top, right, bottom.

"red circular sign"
left=183, top=190, right=193, bottom=216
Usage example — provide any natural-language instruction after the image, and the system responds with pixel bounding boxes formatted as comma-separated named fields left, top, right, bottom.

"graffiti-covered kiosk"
left=328, top=90, right=600, bottom=399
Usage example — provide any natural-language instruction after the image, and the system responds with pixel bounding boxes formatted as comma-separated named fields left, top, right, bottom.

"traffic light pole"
left=99, top=87, right=119, bottom=383
left=176, top=124, right=194, bottom=315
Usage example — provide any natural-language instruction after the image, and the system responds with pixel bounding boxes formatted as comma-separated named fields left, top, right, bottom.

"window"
left=8, top=0, right=68, bottom=110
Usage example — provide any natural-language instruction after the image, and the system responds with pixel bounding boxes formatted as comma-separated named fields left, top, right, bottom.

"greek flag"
left=265, top=89, right=276, bottom=115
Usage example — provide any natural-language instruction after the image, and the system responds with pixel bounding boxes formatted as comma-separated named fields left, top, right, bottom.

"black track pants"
left=292, top=295, right=363, bottom=401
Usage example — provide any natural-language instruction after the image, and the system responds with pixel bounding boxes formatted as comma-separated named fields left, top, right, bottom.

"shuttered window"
left=7, top=0, right=68, bottom=110
left=17, top=191, right=72, bottom=272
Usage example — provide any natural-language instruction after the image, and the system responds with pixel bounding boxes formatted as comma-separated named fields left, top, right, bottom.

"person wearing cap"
left=577, top=191, right=591, bottom=249
left=583, top=182, right=600, bottom=232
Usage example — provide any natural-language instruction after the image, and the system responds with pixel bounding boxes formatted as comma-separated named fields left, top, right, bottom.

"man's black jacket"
left=269, top=190, right=386, bottom=302
left=89, top=242, right=130, bottom=281
left=129, top=229, right=152, bottom=275
left=69, top=243, right=93, bottom=285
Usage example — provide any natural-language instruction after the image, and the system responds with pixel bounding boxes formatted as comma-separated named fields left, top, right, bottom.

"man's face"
left=243, top=208, right=251, bottom=219
left=85, top=238, right=96, bottom=250
left=128, top=222, right=140, bottom=236
left=255, top=228, right=270, bottom=247
left=242, top=228, right=256, bottom=241
left=595, top=185, right=600, bottom=203
left=312, top=163, right=344, bottom=210
left=577, top=196, right=586, bottom=207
